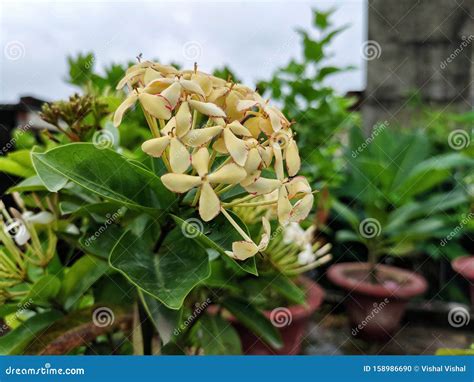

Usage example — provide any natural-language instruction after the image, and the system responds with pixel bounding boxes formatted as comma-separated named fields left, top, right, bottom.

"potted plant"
left=327, top=126, right=472, bottom=340
left=0, top=59, right=321, bottom=355
left=217, top=202, right=332, bottom=355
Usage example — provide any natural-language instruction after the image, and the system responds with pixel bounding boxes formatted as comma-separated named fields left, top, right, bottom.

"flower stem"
left=220, top=207, right=252, bottom=242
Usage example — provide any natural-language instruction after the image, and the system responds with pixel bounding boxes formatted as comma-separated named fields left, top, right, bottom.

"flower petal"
left=175, top=101, right=192, bottom=138
left=244, top=147, right=262, bottom=174
left=199, top=182, right=221, bottom=222
left=141, top=136, right=171, bottom=157
left=289, top=194, right=314, bottom=223
left=227, top=121, right=252, bottom=137
left=138, top=93, right=172, bottom=120
left=267, top=107, right=282, bottom=132
left=223, top=129, right=248, bottom=167
left=169, top=137, right=191, bottom=173
left=161, top=117, right=176, bottom=135
left=278, top=185, right=292, bottom=225
left=237, top=99, right=259, bottom=112
left=208, top=163, right=246, bottom=184
left=228, top=241, right=259, bottom=260
left=191, top=73, right=213, bottom=97
left=258, top=217, right=271, bottom=251
left=243, top=177, right=281, bottom=195
left=113, top=94, right=138, bottom=127
left=189, top=100, right=226, bottom=118
left=179, top=79, right=205, bottom=97
left=144, top=77, right=174, bottom=94
left=286, top=176, right=311, bottom=197
left=116, top=69, right=146, bottom=90
left=160, top=81, right=181, bottom=110
left=272, top=142, right=285, bottom=181
left=285, top=139, right=301, bottom=177
left=259, top=146, right=273, bottom=167
left=143, top=68, right=163, bottom=85
left=182, top=126, right=223, bottom=147
left=212, top=136, right=228, bottom=154
left=26, top=211, right=55, bottom=225
left=192, top=147, right=210, bottom=177
left=161, top=173, right=201, bottom=193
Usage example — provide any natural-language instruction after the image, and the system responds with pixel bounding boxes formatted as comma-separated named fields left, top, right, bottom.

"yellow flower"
left=161, top=147, right=246, bottom=221
left=225, top=217, right=271, bottom=260
left=141, top=103, right=222, bottom=173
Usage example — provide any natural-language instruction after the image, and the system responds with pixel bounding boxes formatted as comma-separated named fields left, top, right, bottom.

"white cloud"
left=0, top=0, right=365, bottom=102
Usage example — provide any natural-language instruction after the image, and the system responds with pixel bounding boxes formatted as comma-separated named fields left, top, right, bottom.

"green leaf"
left=0, top=155, right=35, bottom=178
left=332, top=199, right=360, bottom=231
left=58, top=255, right=109, bottom=310
left=191, top=314, right=242, bottom=355
left=335, top=229, right=363, bottom=243
left=262, top=273, right=306, bottom=306
left=79, top=225, right=126, bottom=259
left=221, top=298, right=283, bottom=349
left=26, top=275, right=61, bottom=305
left=0, top=311, right=63, bottom=354
left=31, top=143, right=175, bottom=211
left=170, top=213, right=257, bottom=275
left=110, top=229, right=211, bottom=310
left=139, top=289, right=182, bottom=345
left=7, top=175, right=47, bottom=193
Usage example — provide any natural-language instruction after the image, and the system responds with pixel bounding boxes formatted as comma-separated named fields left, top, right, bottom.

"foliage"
left=257, top=9, right=359, bottom=188
left=332, top=125, right=473, bottom=275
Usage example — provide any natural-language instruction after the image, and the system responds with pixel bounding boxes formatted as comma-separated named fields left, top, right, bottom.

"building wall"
left=363, top=0, right=474, bottom=131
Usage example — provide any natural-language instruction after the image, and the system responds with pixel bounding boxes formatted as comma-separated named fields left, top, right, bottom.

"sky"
left=0, top=0, right=366, bottom=103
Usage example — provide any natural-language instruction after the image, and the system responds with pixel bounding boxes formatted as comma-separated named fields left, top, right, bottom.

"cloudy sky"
left=0, top=0, right=366, bottom=103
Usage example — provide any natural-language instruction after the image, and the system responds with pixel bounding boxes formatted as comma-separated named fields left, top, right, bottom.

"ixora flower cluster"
left=114, top=61, right=314, bottom=260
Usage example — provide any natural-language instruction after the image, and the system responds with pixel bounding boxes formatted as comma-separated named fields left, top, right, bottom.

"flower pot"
left=451, top=256, right=474, bottom=306
left=229, top=277, right=324, bottom=355
left=327, top=262, right=427, bottom=341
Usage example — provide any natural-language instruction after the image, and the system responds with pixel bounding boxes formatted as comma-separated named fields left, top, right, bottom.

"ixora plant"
left=327, top=126, right=472, bottom=340
left=0, top=60, right=330, bottom=355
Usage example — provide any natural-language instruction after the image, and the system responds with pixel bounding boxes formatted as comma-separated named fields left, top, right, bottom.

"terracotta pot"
left=451, top=256, right=474, bottom=305
left=327, top=262, right=427, bottom=341
left=229, top=277, right=324, bottom=355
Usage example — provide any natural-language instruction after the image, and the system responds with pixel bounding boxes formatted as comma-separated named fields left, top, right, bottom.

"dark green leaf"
left=32, top=143, right=175, bottom=211
left=221, top=298, right=282, bottom=349
left=0, top=311, right=63, bottom=354
left=171, top=213, right=257, bottom=275
left=110, top=229, right=211, bottom=310
left=191, top=314, right=242, bottom=355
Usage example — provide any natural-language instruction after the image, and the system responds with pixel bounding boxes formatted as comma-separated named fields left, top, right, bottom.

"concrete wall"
left=363, top=0, right=474, bottom=130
